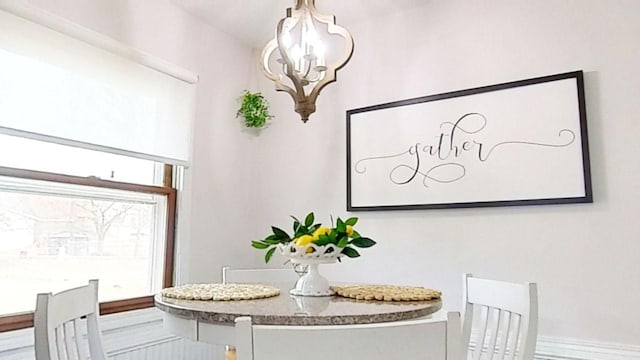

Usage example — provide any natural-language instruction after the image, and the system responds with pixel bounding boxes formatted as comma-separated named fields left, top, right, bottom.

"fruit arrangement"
left=251, top=212, right=376, bottom=263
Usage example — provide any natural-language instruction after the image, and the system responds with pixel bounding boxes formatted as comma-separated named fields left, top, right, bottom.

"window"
left=0, top=137, right=177, bottom=332
left=0, top=5, right=196, bottom=332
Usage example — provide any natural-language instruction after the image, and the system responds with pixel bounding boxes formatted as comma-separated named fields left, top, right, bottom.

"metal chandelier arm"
left=259, top=38, right=298, bottom=101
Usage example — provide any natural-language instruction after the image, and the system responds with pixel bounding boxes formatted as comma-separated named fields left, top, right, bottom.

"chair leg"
left=234, top=317, right=253, bottom=360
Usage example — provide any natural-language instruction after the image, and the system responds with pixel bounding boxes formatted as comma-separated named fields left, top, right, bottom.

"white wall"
left=21, top=0, right=267, bottom=283
left=250, top=0, right=640, bottom=346
left=21, top=0, right=640, bottom=348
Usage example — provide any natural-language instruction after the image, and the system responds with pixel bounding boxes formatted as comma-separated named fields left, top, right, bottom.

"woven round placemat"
left=330, top=285, right=441, bottom=302
left=161, top=283, right=280, bottom=301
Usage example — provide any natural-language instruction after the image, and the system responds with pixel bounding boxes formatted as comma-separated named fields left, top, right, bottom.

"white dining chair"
left=222, top=266, right=301, bottom=284
left=234, top=312, right=459, bottom=360
left=222, top=267, right=302, bottom=360
left=34, top=279, right=107, bottom=360
left=456, top=273, right=538, bottom=360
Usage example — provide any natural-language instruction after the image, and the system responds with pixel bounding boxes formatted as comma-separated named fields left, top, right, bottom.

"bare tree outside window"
left=75, top=200, right=133, bottom=255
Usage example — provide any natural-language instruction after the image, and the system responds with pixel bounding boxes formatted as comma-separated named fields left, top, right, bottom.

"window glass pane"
left=0, top=176, right=167, bottom=316
left=0, top=134, right=162, bottom=185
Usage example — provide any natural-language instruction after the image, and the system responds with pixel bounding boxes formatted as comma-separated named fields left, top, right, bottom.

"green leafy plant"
left=236, top=90, right=273, bottom=128
left=251, top=212, right=377, bottom=263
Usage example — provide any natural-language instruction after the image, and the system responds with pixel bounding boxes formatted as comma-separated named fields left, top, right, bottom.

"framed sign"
left=346, top=71, right=592, bottom=211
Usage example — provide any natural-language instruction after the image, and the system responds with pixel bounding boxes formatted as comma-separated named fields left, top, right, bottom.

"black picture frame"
left=346, top=71, right=592, bottom=211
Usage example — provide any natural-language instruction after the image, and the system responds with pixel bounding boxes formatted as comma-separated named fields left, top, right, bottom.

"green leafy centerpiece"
left=251, top=213, right=376, bottom=262
left=251, top=213, right=376, bottom=297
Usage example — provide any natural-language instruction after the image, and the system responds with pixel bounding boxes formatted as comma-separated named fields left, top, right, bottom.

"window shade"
left=0, top=7, right=197, bottom=166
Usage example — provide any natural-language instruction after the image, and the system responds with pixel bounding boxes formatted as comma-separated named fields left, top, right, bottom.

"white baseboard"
left=536, top=336, right=640, bottom=360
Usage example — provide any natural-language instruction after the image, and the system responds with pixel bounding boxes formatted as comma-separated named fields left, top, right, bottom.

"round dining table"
left=155, top=282, right=443, bottom=345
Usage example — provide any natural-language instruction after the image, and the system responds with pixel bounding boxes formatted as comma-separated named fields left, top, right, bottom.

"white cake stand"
left=289, top=258, right=336, bottom=296
left=278, top=243, right=340, bottom=297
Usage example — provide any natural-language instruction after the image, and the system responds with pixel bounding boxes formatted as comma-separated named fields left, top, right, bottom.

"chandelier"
left=260, top=0, right=354, bottom=122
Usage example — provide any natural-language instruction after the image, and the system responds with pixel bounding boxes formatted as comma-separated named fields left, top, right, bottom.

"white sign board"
left=347, top=71, right=592, bottom=210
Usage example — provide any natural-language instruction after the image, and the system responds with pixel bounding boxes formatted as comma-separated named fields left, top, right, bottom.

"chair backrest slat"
left=505, top=314, right=521, bottom=360
left=460, top=274, right=538, bottom=360
left=482, top=307, right=502, bottom=360
left=490, top=309, right=511, bottom=360
left=86, top=312, right=107, bottom=360
left=472, top=305, right=489, bottom=360
left=72, top=319, right=85, bottom=360
left=495, top=310, right=512, bottom=360
left=62, top=322, right=76, bottom=360
left=34, top=280, right=107, bottom=360
left=54, top=326, right=65, bottom=360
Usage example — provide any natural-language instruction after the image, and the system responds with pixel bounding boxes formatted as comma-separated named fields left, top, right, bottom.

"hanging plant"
left=236, top=90, right=273, bottom=128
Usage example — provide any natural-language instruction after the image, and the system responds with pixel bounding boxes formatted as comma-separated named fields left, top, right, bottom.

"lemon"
left=312, top=227, right=331, bottom=239
left=295, top=234, right=315, bottom=246
left=346, top=225, right=354, bottom=237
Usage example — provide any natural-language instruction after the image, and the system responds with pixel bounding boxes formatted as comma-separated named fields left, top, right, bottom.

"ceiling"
left=174, top=0, right=427, bottom=48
